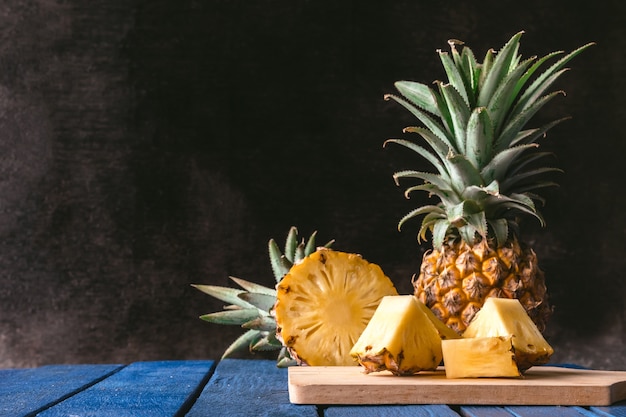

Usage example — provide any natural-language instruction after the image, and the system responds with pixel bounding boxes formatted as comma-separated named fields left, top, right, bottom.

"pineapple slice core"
left=462, top=297, right=554, bottom=371
left=274, top=249, right=397, bottom=366
left=350, top=295, right=443, bottom=375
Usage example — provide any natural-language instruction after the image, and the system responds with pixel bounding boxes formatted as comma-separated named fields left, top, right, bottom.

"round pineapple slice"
left=274, top=248, right=398, bottom=366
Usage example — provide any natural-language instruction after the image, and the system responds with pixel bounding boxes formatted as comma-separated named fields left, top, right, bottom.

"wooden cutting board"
left=288, top=366, right=626, bottom=406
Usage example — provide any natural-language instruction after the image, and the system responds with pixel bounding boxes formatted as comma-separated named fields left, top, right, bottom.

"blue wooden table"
left=1, top=359, right=624, bottom=416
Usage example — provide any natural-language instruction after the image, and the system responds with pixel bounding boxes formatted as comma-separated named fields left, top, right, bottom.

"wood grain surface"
left=289, top=366, right=626, bottom=406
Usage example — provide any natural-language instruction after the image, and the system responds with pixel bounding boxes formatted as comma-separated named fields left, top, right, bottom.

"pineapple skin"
left=414, top=237, right=552, bottom=335
left=350, top=295, right=443, bottom=376
left=442, top=336, right=521, bottom=378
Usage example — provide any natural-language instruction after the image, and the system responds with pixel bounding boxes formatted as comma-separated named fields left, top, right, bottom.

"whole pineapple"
left=385, top=32, right=593, bottom=334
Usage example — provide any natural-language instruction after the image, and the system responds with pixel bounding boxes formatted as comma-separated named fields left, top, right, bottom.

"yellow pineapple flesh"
left=442, top=336, right=521, bottom=378
left=350, top=295, right=444, bottom=375
left=462, top=297, right=554, bottom=371
left=274, top=248, right=397, bottom=366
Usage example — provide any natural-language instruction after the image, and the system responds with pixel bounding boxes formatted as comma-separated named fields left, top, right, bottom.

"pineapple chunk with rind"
left=442, top=336, right=521, bottom=378
left=462, top=297, right=554, bottom=371
left=350, top=295, right=443, bottom=376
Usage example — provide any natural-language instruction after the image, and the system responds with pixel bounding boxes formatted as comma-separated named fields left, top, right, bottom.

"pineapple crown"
left=385, top=31, right=593, bottom=249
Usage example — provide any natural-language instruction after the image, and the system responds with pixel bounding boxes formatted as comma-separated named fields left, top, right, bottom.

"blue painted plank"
left=324, top=404, right=460, bottom=416
left=0, top=364, right=122, bottom=417
left=590, top=401, right=626, bottom=416
left=459, top=406, right=515, bottom=417
left=186, top=359, right=318, bottom=417
left=461, top=405, right=602, bottom=416
left=502, top=406, right=597, bottom=416
left=37, top=360, right=214, bottom=417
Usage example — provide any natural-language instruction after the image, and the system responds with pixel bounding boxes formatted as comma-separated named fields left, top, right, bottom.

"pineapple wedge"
left=442, top=336, right=521, bottom=378
left=350, top=295, right=444, bottom=376
left=461, top=297, right=554, bottom=372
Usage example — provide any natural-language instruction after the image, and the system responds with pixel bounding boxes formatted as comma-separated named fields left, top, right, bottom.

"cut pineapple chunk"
left=442, top=336, right=521, bottom=378
left=274, top=249, right=397, bottom=366
left=350, top=295, right=443, bottom=375
left=462, top=297, right=554, bottom=371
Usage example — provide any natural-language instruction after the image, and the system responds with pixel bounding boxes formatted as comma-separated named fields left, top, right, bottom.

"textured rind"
left=414, top=237, right=552, bottom=335
left=355, top=350, right=439, bottom=376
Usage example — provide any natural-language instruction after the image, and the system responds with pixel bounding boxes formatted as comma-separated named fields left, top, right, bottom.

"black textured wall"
left=1, top=1, right=624, bottom=370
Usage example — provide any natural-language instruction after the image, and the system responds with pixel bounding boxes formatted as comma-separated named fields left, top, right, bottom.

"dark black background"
left=1, top=1, right=624, bottom=370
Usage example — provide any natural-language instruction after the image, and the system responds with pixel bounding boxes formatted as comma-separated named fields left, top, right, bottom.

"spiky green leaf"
left=284, top=227, right=298, bottom=263
left=384, top=139, right=449, bottom=179
left=404, top=183, right=457, bottom=207
left=402, top=126, right=452, bottom=159
left=432, top=219, right=451, bottom=249
left=419, top=211, right=446, bottom=242
left=465, top=107, right=494, bottom=168
left=510, top=69, right=569, bottom=122
left=460, top=44, right=480, bottom=104
left=477, top=31, right=524, bottom=107
left=250, top=332, right=283, bottom=351
left=478, top=48, right=495, bottom=90
left=514, top=42, right=595, bottom=115
left=446, top=152, right=484, bottom=193
left=511, top=117, right=569, bottom=147
left=488, top=218, right=509, bottom=246
left=439, top=50, right=470, bottom=106
left=398, top=205, right=445, bottom=232
left=200, top=308, right=261, bottom=325
left=511, top=181, right=560, bottom=194
left=440, top=83, right=471, bottom=152
left=393, top=170, right=451, bottom=192
left=242, top=316, right=277, bottom=332
left=509, top=50, right=563, bottom=106
left=446, top=200, right=479, bottom=227
left=191, top=284, right=253, bottom=309
left=238, top=292, right=276, bottom=313
left=385, top=94, right=456, bottom=152
left=302, top=231, right=317, bottom=258
left=487, top=56, right=535, bottom=135
left=229, top=277, right=276, bottom=297
left=277, top=347, right=297, bottom=367
left=500, top=167, right=563, bottom=193
left=507, top=151, right=555, bottom=177
left=465, top=211, right=488, bottom=238
left=487, top=193, right=545, bottom=227
left=495, top=90, right=564, bottom=153
left=394, top=81, right=440, bottom=116
left=222, top=329, right=262, bottom=358
left=481, top=143, right=539, bottom=184
left=268, top=239, right=291, bottom=283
